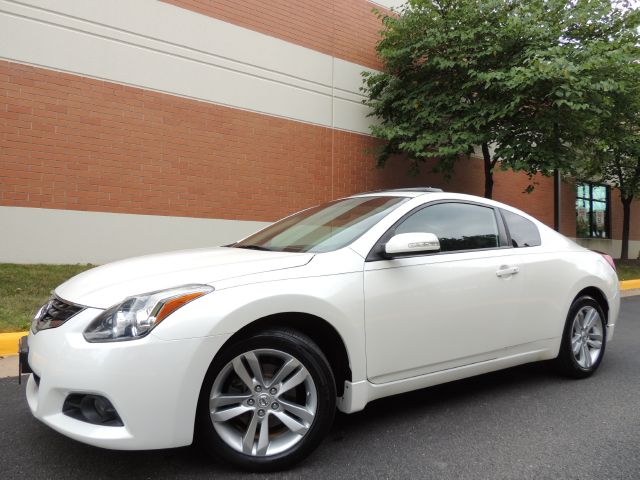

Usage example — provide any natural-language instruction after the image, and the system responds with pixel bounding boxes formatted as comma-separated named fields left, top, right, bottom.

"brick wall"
left=1, top=59, right=638, bottom=241
left=0, top=60, right=431, bottom=222
left=161, top=0, right=383, bottom=69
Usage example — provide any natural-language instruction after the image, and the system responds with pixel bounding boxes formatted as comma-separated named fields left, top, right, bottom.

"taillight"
left=589, top=249, right=616, bottom=272
left=600, top=253, right=616, bottom=272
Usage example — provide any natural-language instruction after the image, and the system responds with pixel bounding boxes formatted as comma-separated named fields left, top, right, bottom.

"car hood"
left=55, top=247, right=314, bottom=309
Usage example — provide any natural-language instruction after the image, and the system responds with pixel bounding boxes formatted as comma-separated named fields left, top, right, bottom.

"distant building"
left=0, top=0, right=637, bottom=263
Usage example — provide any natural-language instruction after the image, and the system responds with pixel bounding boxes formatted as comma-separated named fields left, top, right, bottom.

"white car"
left=23, top=189, right=620, bottom=470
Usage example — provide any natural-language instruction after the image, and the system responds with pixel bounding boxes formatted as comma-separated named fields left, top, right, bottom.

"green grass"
left=0, top=264, right=95, bottom=333
left=616, top=261, right=640, bottom=282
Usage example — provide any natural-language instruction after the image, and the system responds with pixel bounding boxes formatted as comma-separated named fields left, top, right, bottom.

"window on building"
left=576, top=183, right=610, bottom=238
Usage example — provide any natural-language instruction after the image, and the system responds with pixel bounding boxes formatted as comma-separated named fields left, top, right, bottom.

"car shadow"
left=328, top=361, right=555, bottom=437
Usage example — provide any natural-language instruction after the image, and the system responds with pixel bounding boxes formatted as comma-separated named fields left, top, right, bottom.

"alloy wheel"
left=571, top=306, right=604, bottom=369
left=209, top=348, right=317, bottom=457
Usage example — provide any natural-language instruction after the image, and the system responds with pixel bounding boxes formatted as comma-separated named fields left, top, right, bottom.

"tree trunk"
left=481, top=142, right=493, bottom=199
left=620, top=196, right=633, bottom=261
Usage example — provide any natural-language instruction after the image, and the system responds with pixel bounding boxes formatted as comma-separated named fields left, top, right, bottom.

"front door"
left=364, top=202, right=523, bottom=383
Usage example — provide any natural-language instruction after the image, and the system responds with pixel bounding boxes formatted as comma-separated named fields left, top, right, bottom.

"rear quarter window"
left=501, top=209, right=541, bottom=247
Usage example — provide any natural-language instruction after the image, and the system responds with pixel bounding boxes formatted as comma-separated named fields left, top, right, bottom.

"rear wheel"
left=197, top=328, right=336, bottom=471
left=554, top=295, right=606, bottom=378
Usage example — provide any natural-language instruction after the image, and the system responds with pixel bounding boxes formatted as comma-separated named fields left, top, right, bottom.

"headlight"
left=83, top=285, right=214, bottom=342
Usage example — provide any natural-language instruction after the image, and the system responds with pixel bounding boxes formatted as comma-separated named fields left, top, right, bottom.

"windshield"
left=233, top=196, right=408, bottom=253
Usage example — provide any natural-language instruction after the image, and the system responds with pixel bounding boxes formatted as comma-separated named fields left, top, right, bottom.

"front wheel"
left=197, top=328, right=336, bottom=471
left=554, top=295, right=606, bottom=378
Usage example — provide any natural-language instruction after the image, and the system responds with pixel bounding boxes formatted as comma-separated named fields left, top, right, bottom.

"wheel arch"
left=574, top=286, right=609, bottom=324
left=214, top=312, right=352, bottom=397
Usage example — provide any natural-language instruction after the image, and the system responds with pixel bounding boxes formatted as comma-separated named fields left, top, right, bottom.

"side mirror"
left=385, top=232, right=440, bottom=256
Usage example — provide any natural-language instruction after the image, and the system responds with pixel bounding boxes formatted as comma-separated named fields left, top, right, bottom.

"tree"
left=363, top=0, right=639, bottom=199
left=583, top=62, right=640, bottom=260
left=493, top=0, right=640, bottom=182
left=363, top=0, right=524, bottom=198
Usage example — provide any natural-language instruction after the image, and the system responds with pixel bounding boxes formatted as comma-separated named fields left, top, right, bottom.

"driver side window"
left=395, top=202, right=500, bottom=252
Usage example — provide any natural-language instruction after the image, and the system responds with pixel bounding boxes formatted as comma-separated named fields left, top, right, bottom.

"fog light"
left=63, top=394, right=123, bottom=426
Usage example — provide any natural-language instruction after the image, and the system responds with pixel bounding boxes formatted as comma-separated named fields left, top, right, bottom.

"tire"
left=196, top=327, right=336, bottom=471
left=554, top=295, right=607, bottom=378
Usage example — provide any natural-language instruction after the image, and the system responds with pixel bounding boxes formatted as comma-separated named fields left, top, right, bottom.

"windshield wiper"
left=234, top=244, right=273, bottom=251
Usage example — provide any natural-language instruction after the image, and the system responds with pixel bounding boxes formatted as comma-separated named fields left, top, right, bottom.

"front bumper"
left=26, top=308, right=230, bottom=450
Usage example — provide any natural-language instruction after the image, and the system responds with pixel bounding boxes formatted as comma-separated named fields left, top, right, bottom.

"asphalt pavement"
left=2, top=297, right=639, bottom=479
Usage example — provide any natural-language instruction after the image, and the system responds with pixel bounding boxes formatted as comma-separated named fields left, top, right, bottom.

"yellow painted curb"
left=0, top=331, right=27, bottom=357
left=620, top=279, right=640, bottom=291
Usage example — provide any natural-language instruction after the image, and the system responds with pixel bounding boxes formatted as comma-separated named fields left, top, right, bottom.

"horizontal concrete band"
left=0, top=203, right=636, bottom=264
left=0, top=206, right=269, bottom=264
left=573, top=238, right=640, bottom=262
left=370, top=0, right=407, bottom=9
left=0, top=0, right=377, bottom=134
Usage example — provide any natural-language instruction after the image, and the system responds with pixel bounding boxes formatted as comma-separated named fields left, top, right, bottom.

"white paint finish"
left=153, top=251, right=368, bottom=373
left=23, top=191, right=620, bottom=456
left=0, top=206, right=268, bottom=264
left=26, top=315, right=233, bottom=449
left=56, top=247, right=314, bottom=309
left=364, top=248, right=525, bottom=383
left=0, top=0, right=375, bottom=134
left=340, top=340, right=557, bottom=412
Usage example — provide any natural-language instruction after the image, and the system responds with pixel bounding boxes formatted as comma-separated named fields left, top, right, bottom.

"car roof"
left=352, top=187, right=443, bottom=198
left=350, top=188, right=548, bottom=228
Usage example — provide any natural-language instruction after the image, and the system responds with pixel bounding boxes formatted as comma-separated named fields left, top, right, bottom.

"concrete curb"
left=620, top=279, right=640, bottom=291
left=0, top=331, right=26, bottom=357
left=0, top=278, right=639, bottom=356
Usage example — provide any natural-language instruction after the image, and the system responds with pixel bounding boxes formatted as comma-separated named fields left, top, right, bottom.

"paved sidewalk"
left=0, top=356, right=18, bottom=379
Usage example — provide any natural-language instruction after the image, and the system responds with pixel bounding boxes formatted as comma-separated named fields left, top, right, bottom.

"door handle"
left=496, top=265, right=519, bottom=277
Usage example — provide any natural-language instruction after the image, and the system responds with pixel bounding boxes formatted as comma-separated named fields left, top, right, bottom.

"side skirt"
left=337, top=342, right=558, bottom=414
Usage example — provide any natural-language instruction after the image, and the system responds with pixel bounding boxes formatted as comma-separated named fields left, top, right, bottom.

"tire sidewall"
left=197, top=329, right=336, bottom=471
left=561, top=296, right=607, bottom=376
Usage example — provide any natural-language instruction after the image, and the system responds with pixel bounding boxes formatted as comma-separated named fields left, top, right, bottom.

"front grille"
left=32, top=297, right=84, bottom=333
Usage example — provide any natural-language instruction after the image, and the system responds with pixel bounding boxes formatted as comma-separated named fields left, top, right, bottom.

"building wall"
left=161, top=0, right=386, bottom=70
left=0, top=0, right=638, bottom=263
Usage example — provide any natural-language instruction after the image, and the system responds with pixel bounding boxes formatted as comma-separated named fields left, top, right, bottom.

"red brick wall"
left=2, top=60, right=638, bottom=242
left=161, top=0, right=383, bottom=69
left=0, top=61, right=432, bottom=222
left=156, top=0, right=640, bottom=244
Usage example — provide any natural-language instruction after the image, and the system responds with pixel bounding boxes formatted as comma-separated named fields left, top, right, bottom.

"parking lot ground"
left=1, top=296, right=639, bottom=480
